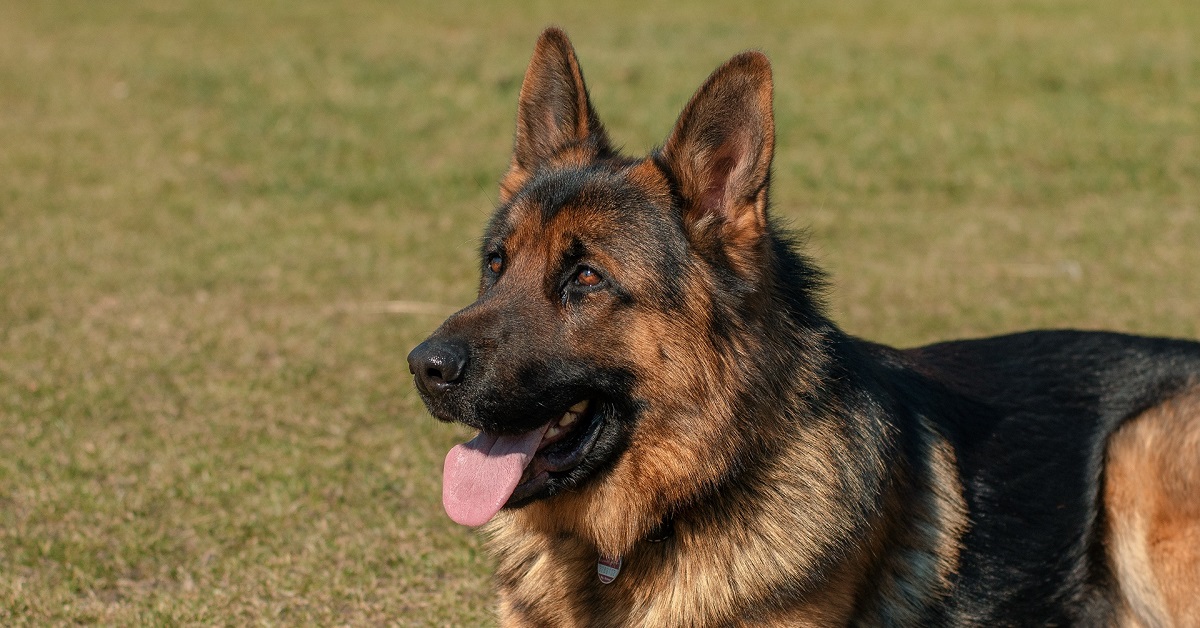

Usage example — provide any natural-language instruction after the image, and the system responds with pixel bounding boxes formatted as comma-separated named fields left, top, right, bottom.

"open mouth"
left=511, top=399, right=604, bottom=503
left=442, top=399, right=606, bottom=526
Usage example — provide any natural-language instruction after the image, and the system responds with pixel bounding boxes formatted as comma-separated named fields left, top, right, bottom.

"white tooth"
left=559, top=412, right=578, bottom=427
left=546, top=425, right=561, bottom=438
left=569, top=400, right=589, bottom=414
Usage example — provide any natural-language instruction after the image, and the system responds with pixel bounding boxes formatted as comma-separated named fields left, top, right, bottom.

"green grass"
left=0, top=0, right=1197, bottom=624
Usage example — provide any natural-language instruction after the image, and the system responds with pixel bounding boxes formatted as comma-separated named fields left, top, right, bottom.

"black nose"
left=407, top=337, right=469, bottom=396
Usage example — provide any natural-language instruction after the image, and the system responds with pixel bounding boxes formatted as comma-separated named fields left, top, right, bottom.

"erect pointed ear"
left=499, top=27, right=612, bottom=201
left=659, top=51, right=775, bottom=261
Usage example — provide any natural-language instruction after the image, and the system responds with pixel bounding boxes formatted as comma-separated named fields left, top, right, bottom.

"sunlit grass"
left=0, top=0, right=1197, bottom=623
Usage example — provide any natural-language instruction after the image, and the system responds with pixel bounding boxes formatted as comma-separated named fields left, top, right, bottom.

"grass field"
left=1, top=0, right=1197, bottom=624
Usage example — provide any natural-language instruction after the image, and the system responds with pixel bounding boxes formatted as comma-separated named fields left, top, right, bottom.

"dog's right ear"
left=499, top=27, right=612, bottom=202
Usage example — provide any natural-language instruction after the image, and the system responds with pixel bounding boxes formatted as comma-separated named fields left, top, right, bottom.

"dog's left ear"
left=500, top=27, right=612, bottom=201
left=659, top=52, right=774, bottom=263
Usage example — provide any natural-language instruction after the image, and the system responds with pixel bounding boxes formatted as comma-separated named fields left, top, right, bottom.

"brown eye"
left=575, top=267, right=602, bottom=287
left=487, top=254, right=503, bottom=274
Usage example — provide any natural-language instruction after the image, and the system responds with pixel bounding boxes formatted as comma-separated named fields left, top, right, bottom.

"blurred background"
left=1, top=0, right=1197, bottom=623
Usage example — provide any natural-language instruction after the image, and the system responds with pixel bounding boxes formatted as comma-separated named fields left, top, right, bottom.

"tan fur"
left=852, top=429, right=968, bottom=626
left=626, top=158, right=672, bottom=200
left=1105, top=387, right=1200, bottom=627
left=487, top=361, right=969, bottom=627
left=488, top=423, right=968, bottom=627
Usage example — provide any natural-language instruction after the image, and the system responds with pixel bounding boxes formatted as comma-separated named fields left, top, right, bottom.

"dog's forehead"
left=488, top=163, right=671, bottom=251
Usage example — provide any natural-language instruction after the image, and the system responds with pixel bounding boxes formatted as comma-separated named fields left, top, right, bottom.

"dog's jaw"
left=442, top=399, right=610, bottom=526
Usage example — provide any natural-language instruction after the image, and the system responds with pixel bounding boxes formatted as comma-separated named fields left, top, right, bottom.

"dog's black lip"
left=538, top=400, right=603, bottom=470
left=506, top=400, right=609, bottom=506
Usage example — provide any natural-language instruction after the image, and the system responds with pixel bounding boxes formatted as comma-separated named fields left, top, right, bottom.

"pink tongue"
left=442, top=424, right=549, bottom=527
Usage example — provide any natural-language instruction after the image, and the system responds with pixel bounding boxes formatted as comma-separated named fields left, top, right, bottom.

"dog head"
left=409, top=27, right=788, bottom=551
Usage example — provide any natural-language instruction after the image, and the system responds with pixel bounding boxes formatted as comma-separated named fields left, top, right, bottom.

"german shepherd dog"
left=408, top=27, right=1200, bottom=626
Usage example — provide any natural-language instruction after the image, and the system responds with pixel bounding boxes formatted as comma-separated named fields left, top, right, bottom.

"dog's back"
left=898, top=331, right=1200, bottom=625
